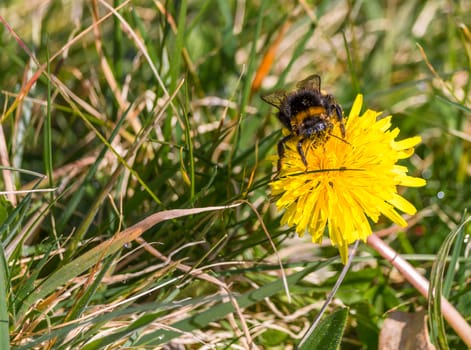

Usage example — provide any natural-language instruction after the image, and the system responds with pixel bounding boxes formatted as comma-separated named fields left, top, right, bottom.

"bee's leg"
left=339, top=121, right=346, bottom=138
left=277, top=134, right=292, bottom=172
left=334, top=104, right=346, bottom=138
left=297, top=139, right=308, bottom=167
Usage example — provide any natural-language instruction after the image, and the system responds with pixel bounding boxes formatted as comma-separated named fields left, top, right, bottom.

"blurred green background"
left=0, top=0, right=470, bottom=349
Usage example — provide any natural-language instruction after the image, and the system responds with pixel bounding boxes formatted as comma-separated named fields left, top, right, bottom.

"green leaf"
left=0, top=196, right=13, bottom=225
left=428, top=215, right=471, bottom=350
left=297, top=308, right=348, bottom=350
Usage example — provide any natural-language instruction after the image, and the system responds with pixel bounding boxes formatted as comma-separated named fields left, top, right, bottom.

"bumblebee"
left=262, top=74, right=346, bottom=171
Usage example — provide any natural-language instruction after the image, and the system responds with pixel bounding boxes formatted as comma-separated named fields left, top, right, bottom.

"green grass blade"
left=234, top=0, right=268, bottom=152
left=297, top=308, right=348, bottom=350
left=44, top=46, right=53, bottom=191
left=428, top=215, right=471, bottom=349
left=1, top=193, right=33, bottom=257
left=442, top=218, right=467, bottom=297
left=170, top=0, right=187, bottom=92
left=182, top=82, right=195, bottom=199
left=0, top=245, right=10, bottom=350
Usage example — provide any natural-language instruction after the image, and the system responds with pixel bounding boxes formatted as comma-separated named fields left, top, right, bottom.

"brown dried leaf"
left=379, top=310, right=435, bottom=350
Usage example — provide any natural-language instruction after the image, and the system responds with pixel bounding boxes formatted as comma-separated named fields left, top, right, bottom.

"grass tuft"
left=0, top=1, right=470, bottom=348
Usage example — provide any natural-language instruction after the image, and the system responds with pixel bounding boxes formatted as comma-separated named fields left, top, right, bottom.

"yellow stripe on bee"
left=291, top=106, right=327, bottom=128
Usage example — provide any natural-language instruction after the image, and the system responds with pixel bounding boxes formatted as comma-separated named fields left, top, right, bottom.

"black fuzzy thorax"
left=277, top=89, right=326, bottom=128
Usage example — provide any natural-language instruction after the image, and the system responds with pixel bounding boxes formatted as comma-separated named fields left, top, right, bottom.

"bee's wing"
left=261, top=90, right=287, bottom=109
left=296, top=74, right=321, bottom=91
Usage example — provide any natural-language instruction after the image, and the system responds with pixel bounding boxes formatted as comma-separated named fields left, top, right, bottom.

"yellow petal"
left=388, top=193, right=417, bottom=215
left=349, top=94, right=363, bottom=118
left=397, top=175, right=427, bottom=187
left=338, top=243, right=349, bottom=265
left=394, top=136, right=422, bottom=150
left=382, top=206, right=408, bottom=227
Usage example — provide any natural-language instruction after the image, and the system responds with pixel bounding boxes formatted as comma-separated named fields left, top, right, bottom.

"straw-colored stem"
left=367, top=234, right=471, bottom=347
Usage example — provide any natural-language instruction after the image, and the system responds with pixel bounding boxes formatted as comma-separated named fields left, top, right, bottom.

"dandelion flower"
left=270, top=94, right=426, bottom=264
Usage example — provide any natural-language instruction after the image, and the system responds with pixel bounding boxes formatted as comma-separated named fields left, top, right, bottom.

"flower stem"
left=367, top=234, right=471, bottom=347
